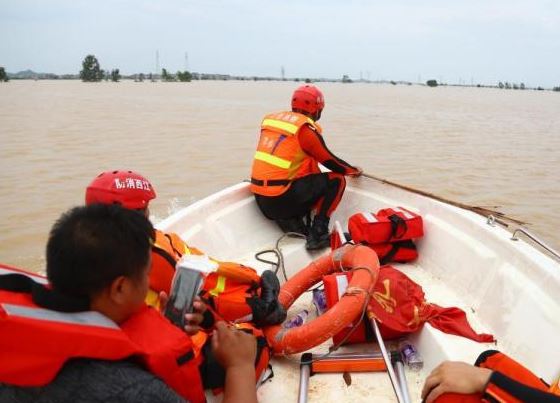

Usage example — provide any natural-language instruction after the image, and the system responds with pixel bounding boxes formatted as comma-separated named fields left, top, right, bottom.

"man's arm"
left=212, top=322, right=258, bottom=403
left=298, top=124, right=360, bottom=175
left=422, top=361, right=560, bottom=403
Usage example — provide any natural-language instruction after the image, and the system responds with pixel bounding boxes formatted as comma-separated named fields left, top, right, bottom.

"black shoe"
left=275, top=217, right=308, bottom=236
left=306, top=217, right=331, bottom=250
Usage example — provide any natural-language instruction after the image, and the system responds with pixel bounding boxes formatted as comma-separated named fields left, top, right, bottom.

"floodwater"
left=1, top=80, right=559, bottom=270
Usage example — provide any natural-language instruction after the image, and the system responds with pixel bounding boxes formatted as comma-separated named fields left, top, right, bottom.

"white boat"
left=157, top=177, right=560, bottom=402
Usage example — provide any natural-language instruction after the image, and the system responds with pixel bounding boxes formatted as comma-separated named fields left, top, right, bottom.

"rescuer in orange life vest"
left=250, top=84, right=362, bottom=250
left=85, top=170, right=286, bottom=328
left=422, top=351, right=560, bottom=403
left=0, top=204, right=258, bottom=403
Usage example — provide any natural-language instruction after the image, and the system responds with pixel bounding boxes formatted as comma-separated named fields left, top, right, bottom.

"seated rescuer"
left=422, top=350, right=560, bottom=403
left=85, top=170, right=286, bottom=327
left=0, top=204, right=258, bottom=403
left=250, top=84, right=362, bottom=250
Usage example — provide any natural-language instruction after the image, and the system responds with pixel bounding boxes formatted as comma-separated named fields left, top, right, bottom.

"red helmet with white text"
left=85, top=170, right=156, bottom=210
left=291, top=84, right=325, bottom=115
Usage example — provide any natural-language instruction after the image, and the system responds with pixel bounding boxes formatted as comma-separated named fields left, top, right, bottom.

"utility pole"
left=155, top=50, right=160, bottom=76
left=184, top=52, right=189, bottom=71
left=281, top=66, right=285, bottom=80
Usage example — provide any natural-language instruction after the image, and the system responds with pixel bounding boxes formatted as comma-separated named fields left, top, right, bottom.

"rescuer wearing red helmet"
left=250, top=84, right=362, bottom=250
left=85, top=170, right=207, bottom=315
left=85, top=170, right=287, bottom=329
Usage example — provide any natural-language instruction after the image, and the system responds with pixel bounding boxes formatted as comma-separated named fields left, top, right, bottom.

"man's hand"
left=212, top=321, right=258, bottom=403
left=349, top=166, right=363, bottom=177
left=211, top=321, right=257, bottom=370
left=159, top=292, right=206, bottom=335
left=421, top=361, right=492, bottom=403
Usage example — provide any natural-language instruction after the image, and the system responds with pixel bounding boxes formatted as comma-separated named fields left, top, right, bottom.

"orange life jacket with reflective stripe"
left=147, top=229, right=203, bottom=308
left=250, top=111, right=323, bottom=197
left=149, top=230, right=264, bottom=323
left=199, top=262, right=261, bottom=322
left=0, top=267, right=207, bottom=403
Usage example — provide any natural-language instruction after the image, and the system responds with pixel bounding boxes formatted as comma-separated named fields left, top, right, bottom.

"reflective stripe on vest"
left=253, top=112, right=317, bottom=172
left=0, top=267, right=207, bottom=403
left=209, top=275, right=226, bottom=297
left=251, top=111, right=322, bottom=197
left=262, top=118, right=300, bottom=134
left=254, top=150, right=292, bottom=169
left=1, top=303, right=119, bottom=329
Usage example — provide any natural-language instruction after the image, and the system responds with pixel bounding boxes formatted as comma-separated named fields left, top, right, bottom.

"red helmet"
left=85, top=170, right=156, bottom=210
left=291, top=84, right=325, bottom=115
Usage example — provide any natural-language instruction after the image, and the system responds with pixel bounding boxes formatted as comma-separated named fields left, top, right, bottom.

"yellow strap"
left=209, top=276, right=226, bottom=297
left=183, top=245, right=191, bottom=255
left=254, top=151, right=291, bottom=169
left=145, top=289, right=161, bottom=310
left=262, top=118, right=299, bottom=135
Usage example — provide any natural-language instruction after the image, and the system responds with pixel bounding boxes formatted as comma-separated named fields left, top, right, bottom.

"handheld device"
left=164, top=255, right=216, bottom=328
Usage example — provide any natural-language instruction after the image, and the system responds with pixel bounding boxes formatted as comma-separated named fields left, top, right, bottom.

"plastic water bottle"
left=399, top=339, right=423, bottom=371
left=284, top=310, right=309, bottom=328
left=312, top=289, right=327, bottom=315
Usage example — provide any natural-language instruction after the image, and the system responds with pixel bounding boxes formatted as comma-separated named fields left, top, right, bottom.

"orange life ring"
left=263, top=244, right=379, bottom=355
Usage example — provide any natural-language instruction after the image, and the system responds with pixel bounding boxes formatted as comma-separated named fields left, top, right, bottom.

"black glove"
left=247, top=270, right=287, bottom=327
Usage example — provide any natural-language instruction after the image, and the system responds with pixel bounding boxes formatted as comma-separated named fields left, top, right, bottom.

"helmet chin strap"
left=314, top=109, right=322, bottom=121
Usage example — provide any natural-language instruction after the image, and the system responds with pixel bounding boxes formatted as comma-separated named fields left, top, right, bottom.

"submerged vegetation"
left=0, top=67, right=8, bottom=82
left=79, top=55, right=104, bottom=82
left=4, top=55, right=559, bottom=91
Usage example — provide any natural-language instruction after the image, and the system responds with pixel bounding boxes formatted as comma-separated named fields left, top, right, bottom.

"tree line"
left=79, top=54, right=191, bottom=82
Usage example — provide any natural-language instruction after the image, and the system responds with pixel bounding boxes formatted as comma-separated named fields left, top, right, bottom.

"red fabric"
left=323, top=266, right=495, bottom=343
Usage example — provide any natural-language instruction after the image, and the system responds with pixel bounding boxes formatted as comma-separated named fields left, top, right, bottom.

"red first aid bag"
left=348, top=207, right=423, bottom=244
left=331, top=221, right=418, bottom=265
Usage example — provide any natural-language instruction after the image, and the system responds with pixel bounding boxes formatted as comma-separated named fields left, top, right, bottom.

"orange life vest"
left=199, top=262, right=262, bottom=322
left=150, top=229, right=202, bottom=294
left=150, top=230, right=265, bottom=323
left=146, top=229, right=204, bottom=308
left=250, top=111, right=323, bottom=197
left=0, top=268, right=207, bottom=403
left=434, top=351, right=559, bottom=403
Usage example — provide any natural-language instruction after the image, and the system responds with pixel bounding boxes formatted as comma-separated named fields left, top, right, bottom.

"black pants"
left=254, top=173, right=346, bottom=221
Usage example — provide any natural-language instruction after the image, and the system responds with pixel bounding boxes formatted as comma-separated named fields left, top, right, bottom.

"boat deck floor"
left=231, top=237, right=497, bottom=402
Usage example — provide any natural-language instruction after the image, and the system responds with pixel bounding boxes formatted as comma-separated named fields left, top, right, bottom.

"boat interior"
left=158, top=178, right=560, bottom=401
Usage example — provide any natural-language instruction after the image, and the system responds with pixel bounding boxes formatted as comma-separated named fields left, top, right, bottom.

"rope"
left=254, top=232, right=306, bottom=281
left=361, top=172, right=526, bottom=227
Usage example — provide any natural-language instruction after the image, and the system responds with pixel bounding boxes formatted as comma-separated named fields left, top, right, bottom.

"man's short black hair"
left=46, top=204, right=155, bottom=298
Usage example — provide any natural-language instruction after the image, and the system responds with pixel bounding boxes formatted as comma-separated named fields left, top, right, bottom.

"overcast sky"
left=1, top=0, right=559, bottom=87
